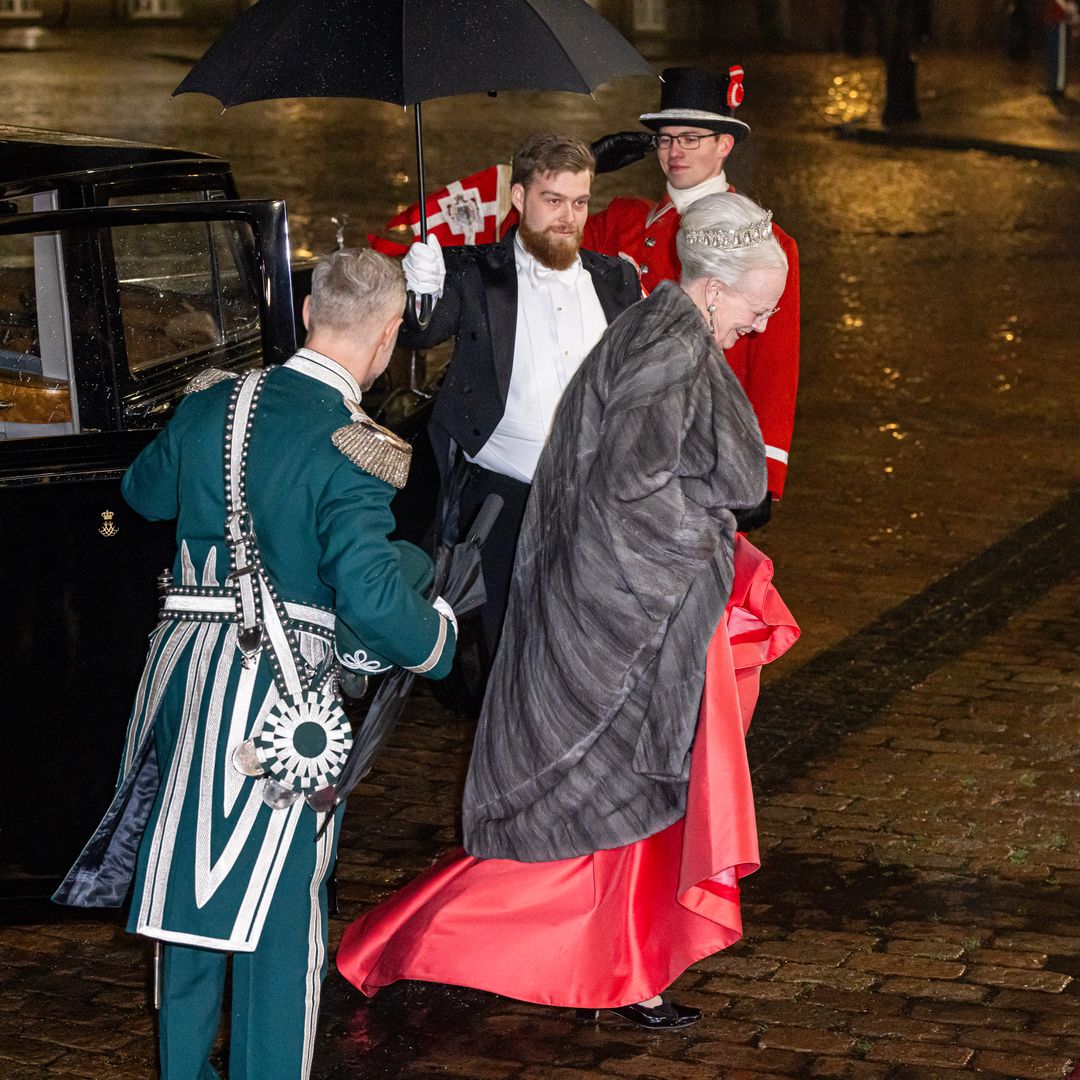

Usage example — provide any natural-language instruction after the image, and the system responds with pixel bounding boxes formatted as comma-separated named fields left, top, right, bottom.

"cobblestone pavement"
left=825, top=49, right=1080, bottom=166
left=2, top=494, right=1078, bottom=1078
left=315, top=491, right=1080, bottom=1080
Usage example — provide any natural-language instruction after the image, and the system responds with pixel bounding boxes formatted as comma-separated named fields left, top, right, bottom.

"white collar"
left=665, top=170, right=729, bottom=214
left=514, top=231, right=583, bottom=288
left=284, top=347, right=362, bottom=405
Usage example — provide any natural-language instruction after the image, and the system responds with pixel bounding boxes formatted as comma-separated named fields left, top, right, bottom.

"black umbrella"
left=174, top=0, right=651, bottom=107
left=174, top=0, right=653, bottom=322
left=316, top=492, right=503, bottom=838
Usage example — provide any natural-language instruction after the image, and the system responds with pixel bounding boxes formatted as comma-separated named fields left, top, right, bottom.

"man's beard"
left=519, top=219, right=583, bottom=271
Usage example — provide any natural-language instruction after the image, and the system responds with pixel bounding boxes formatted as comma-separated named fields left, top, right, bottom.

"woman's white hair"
left=308, top=247, right=406, bottom=335
left=676, top=192, right=787, bottom=287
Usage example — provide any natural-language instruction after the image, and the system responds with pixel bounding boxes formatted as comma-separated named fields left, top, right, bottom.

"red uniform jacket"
left=1045, top=0, right=1076, bottom=25
left=584, top=194, right=800, bottom=498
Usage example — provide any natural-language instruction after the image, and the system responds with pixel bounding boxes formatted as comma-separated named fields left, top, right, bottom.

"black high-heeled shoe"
left=576, top=998, right=702, bottom=1030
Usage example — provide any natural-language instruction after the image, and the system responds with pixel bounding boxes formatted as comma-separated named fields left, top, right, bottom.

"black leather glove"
left=590, top=131, right=654, bottom=174
left=734, top=492, right=773, bottom=533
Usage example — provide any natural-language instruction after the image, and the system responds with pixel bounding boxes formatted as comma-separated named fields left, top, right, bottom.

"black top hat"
left=639, top=66, right=751, bottom=142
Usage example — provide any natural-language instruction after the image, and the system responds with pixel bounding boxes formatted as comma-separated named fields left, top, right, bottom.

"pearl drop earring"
left=706, top=303, right=716, bottom=334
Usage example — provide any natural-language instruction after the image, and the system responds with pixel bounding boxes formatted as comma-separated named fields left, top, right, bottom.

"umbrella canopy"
left=175, top=0, right=651, bottom=326
left=173, top=0, right=652, bottom=108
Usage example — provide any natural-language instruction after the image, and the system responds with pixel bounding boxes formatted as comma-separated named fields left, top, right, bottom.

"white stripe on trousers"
left=301, top=815, right=336, bottom=1080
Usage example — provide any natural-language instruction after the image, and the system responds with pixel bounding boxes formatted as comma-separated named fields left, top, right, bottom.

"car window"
left=0, top=230, right=76, bottom=441
left=0, top=232, right=40, bottom=368
left=112, top=218, right=261, bottom=376
left=0, top=194, right=47, bottom=216
left=109, top=189, right=227, bottom=207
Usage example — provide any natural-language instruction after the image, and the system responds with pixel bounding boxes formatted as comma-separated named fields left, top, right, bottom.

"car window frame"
left=0, top=199, right=296, bottom=435
left=92, top=164, right=239, bottom=209
left=99, top=213, right=264, bottom=392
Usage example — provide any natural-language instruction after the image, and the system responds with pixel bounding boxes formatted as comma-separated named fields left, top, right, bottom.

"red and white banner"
left=369, top=164, right=512, bottom=257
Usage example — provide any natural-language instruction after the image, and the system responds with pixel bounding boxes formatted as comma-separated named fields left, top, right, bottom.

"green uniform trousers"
left=158, top=808, right=339, bottom=1080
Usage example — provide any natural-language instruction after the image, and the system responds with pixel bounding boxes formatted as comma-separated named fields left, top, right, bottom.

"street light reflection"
left=878, top=423, right=907, bottom=440
left=995, top=316, right=1022, bottom=345
left=824, top=71, right=873, bottom=124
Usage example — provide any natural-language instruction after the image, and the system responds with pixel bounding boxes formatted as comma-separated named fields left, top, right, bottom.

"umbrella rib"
left=521, top=0, right=592, bottom=95
left=255, top=2, right=344, bottom=102
left=215, top=1, right=346, bottom=106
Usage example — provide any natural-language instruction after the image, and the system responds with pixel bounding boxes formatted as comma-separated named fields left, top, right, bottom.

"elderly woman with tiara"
left=337, top=192, right=800, bottom=1030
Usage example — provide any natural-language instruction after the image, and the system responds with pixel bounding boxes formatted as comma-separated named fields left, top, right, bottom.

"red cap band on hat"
left=728, top=65, right=745, bottom=108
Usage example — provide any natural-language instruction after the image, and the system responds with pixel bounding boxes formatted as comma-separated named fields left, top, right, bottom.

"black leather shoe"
left=576, top=999, right=702, bottom=1029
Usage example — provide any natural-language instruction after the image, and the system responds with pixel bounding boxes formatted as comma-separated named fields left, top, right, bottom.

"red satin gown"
left=337, top=536, right=799, bottom=1009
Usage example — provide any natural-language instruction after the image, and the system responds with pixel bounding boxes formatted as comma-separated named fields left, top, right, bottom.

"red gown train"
left=337, top=536, right=799, bottom=1009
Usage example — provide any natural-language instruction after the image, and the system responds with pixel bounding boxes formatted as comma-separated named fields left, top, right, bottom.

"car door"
left=0, top=201, right=295, bottom=901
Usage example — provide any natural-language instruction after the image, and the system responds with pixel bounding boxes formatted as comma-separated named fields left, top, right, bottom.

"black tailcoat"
left=399, top=228, right=641, bottom=476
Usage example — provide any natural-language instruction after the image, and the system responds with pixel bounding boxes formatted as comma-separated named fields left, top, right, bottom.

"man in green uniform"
left=80, top=248, right=456, bottom=1079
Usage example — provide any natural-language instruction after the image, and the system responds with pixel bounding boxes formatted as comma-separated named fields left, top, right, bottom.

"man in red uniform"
left=584, top=67, right=800, bottom=512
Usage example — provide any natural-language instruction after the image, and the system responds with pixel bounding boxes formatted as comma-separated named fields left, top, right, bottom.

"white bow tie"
left=522, top=251, right=582, bottom=290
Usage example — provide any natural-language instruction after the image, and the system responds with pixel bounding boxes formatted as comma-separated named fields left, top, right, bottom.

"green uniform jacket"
left=117, top=355, right=454, bottom=951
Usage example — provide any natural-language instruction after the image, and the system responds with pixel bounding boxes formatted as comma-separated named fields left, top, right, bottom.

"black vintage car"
left=0, top=127, right=438, bottom=903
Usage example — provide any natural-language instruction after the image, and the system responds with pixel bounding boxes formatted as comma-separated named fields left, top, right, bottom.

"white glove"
left=403, top=235, right=445, bottom=299
left=432, top=595, right=457, bottom=635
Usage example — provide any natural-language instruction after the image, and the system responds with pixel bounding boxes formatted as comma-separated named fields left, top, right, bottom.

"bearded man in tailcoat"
left=399, top=133, right=640, bottom=662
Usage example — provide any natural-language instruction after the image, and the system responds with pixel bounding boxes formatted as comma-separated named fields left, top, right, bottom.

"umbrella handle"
left=468, top=494, right=505, bottom=546
left=404, top=290, right=434, bottom=331
left=403, top=103, right=433, bottom=331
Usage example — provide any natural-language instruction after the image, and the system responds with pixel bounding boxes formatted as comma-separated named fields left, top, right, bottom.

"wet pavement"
left=2, top=28, right=1080, bottom=1080
left=3, top=499, right=1078, bottom=1079
left=826, top=49, right=1080, bottom=166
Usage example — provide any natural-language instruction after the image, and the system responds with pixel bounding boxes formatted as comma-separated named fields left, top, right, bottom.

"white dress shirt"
left=469, top=233, right=608, bottom=484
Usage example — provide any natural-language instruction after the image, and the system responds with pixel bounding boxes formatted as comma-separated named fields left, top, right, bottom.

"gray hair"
left=676, top=192, right=787, bottom=287
left=307, top=247, right=406, bottom=335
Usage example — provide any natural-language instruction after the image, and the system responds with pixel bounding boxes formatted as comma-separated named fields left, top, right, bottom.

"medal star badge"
left=252, top=690, right=353, bottom=794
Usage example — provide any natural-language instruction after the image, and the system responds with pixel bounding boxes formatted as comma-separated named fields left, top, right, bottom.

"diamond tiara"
left=684, top=210, right=773, bottom=249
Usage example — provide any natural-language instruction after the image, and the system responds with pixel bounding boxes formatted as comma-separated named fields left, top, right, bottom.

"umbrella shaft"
left=415, top=103, right=427, bottom=242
